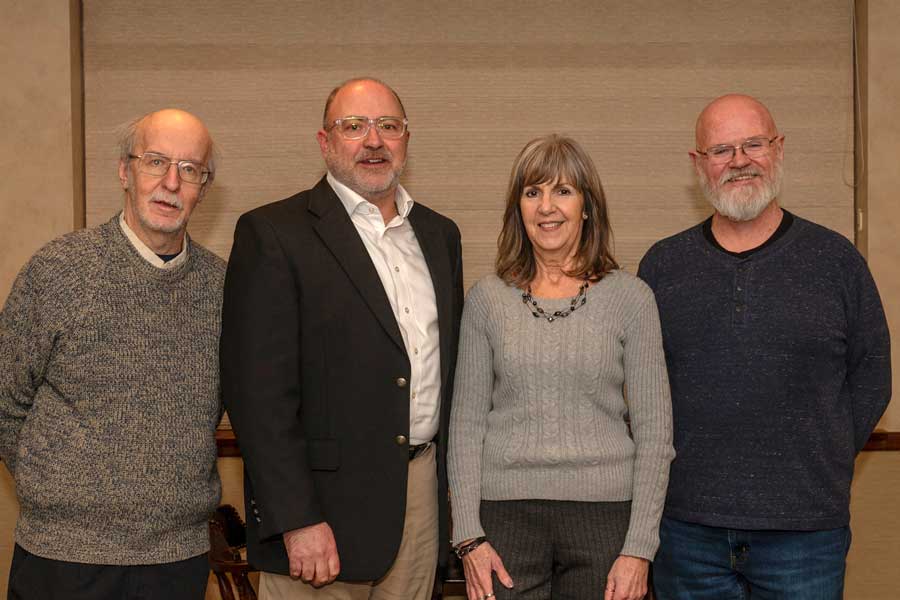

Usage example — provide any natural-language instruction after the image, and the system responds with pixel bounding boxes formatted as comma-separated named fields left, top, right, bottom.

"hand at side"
left=604, top=555, right=649, bottom=600
left=461, top=541, right=514, bottom=600
left=283, top=522, right=340, bottom=587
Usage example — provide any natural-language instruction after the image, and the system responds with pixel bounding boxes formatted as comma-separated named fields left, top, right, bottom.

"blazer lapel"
left=308, top=178, right=406, bottom=353
left=408, top=205, right=454, bottom=389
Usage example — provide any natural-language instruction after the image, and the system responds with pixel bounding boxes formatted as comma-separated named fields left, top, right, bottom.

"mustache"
left=151, top=191, right=182, bottom=209
left=355, top=150, right=392, bottom=162
left=720, top=167, right=762, bottom=185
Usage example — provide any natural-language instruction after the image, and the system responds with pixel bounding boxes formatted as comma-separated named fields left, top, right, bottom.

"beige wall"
left=1, top=2, right=897, bottom=599
left=0, top=2, right=83, bottom=597
left=844, top=2, right=900, bottom=597
left=866, top=0, right=900, bottom=432
left=80, top=0, right=855, bottom=279
left=0, top=2, right=82, bottom=302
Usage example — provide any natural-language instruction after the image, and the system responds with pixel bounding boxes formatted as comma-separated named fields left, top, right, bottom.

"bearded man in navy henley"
left=639, top=94, right=891, bottom=600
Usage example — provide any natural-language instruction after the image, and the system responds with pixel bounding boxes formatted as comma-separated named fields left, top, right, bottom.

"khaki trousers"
left=259, top=444, right=439, bottom=600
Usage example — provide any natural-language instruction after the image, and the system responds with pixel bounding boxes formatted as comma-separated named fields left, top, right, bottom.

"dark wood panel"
left=215, top=430, right=900, bottom=457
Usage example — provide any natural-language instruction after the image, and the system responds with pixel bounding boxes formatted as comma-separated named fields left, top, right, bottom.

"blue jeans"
left=652, top=517, right=851, bottom=600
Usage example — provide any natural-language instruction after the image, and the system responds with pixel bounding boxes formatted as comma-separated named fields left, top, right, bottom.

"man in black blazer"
left=220, top=78, right=463, bottom=599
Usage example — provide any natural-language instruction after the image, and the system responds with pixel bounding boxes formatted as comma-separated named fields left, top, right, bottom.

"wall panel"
left=82, top=0, right=854, bottom=281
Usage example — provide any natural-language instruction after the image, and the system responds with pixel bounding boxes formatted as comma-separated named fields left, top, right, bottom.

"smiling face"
left=316, top=80, right=408, bottom=204
left=118, top=109, right=212, bottom=253
left=691, top=95, right=784, bottom=222
left=519, top=178, right=585, bottom=261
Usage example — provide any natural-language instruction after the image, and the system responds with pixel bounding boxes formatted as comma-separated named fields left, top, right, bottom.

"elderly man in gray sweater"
left=0, top=109, right=224, bottom=599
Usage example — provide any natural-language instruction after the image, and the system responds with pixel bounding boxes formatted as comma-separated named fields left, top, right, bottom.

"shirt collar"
left=326, top=172, right=414, bottom=220
left=118, top=211, right=188, bottom=269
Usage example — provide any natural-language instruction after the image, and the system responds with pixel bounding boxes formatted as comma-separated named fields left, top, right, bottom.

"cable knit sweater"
left=448, top=271, right=674, bottom=560
left=0, top=214, right=225, bottom=564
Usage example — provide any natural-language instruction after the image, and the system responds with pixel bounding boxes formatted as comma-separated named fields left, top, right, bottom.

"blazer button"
left=396, top=377, right=408, bottom=388
left=395, top=435, right=408, bottom=446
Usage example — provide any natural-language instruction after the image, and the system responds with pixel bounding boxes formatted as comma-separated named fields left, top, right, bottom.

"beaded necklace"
left=521, top=280, right=589, bottom=322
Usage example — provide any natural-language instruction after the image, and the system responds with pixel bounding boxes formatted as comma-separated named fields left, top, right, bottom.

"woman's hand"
left=461, top=541, right=514, bottom=600
left=604, top=555, right=649, bottom=600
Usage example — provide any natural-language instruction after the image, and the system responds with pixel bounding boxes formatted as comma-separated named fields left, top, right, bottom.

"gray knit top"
left=0, top=215, right=225, bottom=564
left=448, top=271, right=674, bottom=560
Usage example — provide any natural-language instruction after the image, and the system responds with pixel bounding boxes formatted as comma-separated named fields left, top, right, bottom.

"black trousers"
left=481, top=499, right=631, bottom=600
left=7, top=544, right=209, bottom=600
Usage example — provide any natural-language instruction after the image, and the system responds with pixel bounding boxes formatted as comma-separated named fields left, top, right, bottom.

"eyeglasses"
left=327, top=116, right=408, bottom=140
left=128, top=152, right=210, bottom=185
left=695, top=136, right=781, bottom=165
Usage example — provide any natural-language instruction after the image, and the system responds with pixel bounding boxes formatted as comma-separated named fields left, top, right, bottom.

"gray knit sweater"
left=448, top=271, right=674, bottom=560
left=0, top=215, right=225, bottom=564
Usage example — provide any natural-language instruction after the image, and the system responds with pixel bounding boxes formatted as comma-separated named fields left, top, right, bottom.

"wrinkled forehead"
left=136, top=118, right=211, bottom=163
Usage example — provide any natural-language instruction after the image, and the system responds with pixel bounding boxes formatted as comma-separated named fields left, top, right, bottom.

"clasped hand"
left=283, top=522, right=341, bottom=587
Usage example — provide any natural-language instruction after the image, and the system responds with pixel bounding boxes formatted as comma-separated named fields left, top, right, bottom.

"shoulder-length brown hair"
left=496, top=134, right=618, bottom=287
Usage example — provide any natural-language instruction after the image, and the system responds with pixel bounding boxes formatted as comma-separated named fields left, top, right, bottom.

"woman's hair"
left=496, top=134, right=618, bottom=286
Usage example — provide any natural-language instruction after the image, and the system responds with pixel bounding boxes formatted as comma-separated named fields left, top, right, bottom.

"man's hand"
left=604, top=555, right=649, bottom=600
left=283, top=522, right=340, bottom=587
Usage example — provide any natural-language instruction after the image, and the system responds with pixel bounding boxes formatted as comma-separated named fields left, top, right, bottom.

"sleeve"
left=220, top=212, right=323, bottom=540
left=0, top=260, right=53, bottom=475
left=447, top=283, right=494, bottom=544
left=619, top=287, right=675, bottom=560
left=636, top=246, right=658, bottom=289
left=844, top=258, right=892, bottom=453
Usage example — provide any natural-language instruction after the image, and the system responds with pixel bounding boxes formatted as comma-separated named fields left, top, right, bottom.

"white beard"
left=698, top=159, right=783, bottom=222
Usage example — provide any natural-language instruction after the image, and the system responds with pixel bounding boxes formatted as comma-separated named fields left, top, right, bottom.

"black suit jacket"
left=220, top=177, right=463, bottom=580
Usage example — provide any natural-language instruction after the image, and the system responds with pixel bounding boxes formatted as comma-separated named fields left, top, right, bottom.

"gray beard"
left=699, top=160, right=783, bottom=222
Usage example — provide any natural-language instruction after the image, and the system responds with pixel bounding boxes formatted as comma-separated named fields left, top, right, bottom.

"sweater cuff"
left=450, top=518, right=486, bottom=546
left=619, top=529, right=659, bottom=562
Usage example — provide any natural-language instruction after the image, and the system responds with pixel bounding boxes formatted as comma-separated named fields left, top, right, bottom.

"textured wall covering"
left=0, top=2, right=82, bottom=598
left=82, top=1, right=855, bottom=283
left=3, top=2, right=893, bottom=599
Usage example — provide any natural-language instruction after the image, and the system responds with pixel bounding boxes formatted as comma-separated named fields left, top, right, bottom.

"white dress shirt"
left=327, top=173, right=441, bottom=445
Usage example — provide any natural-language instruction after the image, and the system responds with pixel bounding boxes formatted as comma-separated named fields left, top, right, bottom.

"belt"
left=409, top=442, right=432, bottom=461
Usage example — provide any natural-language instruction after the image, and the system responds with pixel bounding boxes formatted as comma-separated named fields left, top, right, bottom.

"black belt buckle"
left=408, top=442, right=431, bottom=461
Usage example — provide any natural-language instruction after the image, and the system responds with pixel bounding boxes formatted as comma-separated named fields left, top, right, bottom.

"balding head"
left=118, top=109, right=216, bottom=184
left=322, top=77, right=406, bottom=128
left=695, top=94, right=778, bottom=150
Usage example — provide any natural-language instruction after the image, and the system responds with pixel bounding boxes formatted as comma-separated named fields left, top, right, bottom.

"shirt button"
left=411, top=391, right=417, bottom=399
left=414, top=347, right=419, bottom=355
left=396, top=377, right=408, bottom=388
left=394, top=266, right=400, bottom=272
left=395, top=435, right=408, bottom=446
left=404, top=307, right=410, bottom=314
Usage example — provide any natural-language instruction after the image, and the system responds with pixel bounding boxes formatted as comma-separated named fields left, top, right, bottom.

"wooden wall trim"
left=862, top=431, right=900, bottom=452
left=215, top=429, right=241, bottom=457
left=214, top=429, right=900, bottom=457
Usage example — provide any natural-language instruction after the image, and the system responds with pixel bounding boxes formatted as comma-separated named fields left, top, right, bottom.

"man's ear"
left=316, top=129, right=329, bottom=157
left=118, top=160, right=129, bottom=189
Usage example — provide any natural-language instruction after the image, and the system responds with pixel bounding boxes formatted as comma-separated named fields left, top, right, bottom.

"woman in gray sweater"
left=448, top=135, right=674, bottom=600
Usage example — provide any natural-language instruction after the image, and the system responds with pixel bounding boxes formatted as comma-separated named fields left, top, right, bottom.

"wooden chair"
left=209, top=505, right=257, bottom=600
left=432, top=551, right=466, bottom=599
